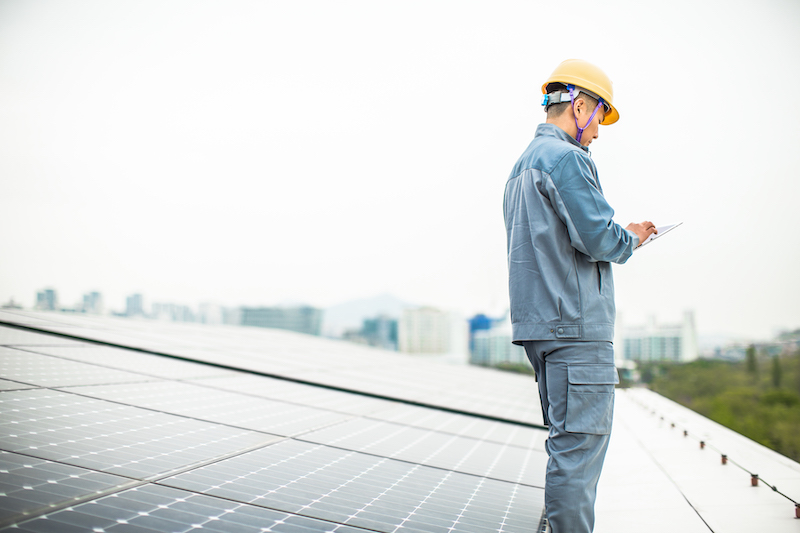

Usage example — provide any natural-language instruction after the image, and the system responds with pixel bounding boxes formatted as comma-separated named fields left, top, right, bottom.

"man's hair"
left=545, top=82, right=600, bottom=120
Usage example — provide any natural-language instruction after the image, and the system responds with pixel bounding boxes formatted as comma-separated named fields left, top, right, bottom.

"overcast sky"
left=1, top=0, right=798, bottom=341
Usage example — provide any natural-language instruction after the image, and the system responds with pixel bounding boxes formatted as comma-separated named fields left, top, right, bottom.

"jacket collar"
left=535, top=123, right=589, bottom=153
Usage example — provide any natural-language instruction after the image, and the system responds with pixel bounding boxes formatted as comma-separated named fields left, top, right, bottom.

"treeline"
left=642, top=346, right=800, bottom=461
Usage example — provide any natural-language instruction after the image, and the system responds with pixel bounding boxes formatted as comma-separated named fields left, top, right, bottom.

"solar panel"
left=0, top=389, right=278, bottom=479
left=58, top=381, right=356, bottom=437
left=18, top=345, right=238, bottom=380
left=190, top=374, right=394, bottom=416
left=297, top=418, right=546, bottom=486
left=0, top=347, right=157, bottom=388
left=0, top=314, right=543, bottom=425
left=0, top=328, right=85, bottom=347
left=0, top=451, right=131, bottom=522
left=160, top=440, right=542, bottom=532
left=367, top=404, right=544, bottom=448
left=0, top=315, right=546, bottom=531
left=8, top=483, right=370, bottom=533
left=0, top=379, right=36, bottom=392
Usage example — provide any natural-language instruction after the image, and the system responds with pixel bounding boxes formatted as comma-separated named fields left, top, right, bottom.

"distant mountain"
left=322, top=294, right=415, bottom=337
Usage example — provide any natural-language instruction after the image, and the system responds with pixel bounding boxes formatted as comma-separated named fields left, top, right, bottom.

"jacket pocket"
left=565, top=364, right=619, bottom=435
left=597, top=263, right=602, bottom=293
left=597, top=262, right=612, bottom=295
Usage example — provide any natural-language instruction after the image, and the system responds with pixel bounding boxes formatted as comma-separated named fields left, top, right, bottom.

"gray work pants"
left=523, top=340, right=618, bottom=533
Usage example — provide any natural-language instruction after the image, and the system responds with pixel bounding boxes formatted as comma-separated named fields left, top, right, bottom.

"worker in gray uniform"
left=503, top=59, right=657, bottom=533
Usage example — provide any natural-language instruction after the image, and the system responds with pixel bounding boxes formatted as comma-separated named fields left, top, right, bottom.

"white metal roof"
left=597, top=388, right=800, bottom=532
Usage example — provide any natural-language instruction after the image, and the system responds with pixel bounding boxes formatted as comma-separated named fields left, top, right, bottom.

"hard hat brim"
left=602, top=108, right=619, bottom=126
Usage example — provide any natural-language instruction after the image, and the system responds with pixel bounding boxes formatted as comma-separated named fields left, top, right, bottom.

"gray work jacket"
left=504, top=123, right=638, bottom=344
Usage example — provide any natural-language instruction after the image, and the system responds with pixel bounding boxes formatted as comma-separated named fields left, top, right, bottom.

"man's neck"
left=546, top=117, right=577, bottom=141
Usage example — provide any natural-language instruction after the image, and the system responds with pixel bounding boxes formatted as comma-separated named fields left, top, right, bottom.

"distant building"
left=341, top=329, right=369, bottom=346
left=711, top=343, right=747, bottom=361
left=360, top=315, right=398, bottom=350
left=241, top=306, right=323, bottom=336
left=776, top=329, right=800, bottom=355
left=152, top=302, right=195, bottom=322
left=222, top=307, right=242, bottom=326
left=398, top=307, right=468, bottom=356
left=126, top=294, right=144, bottom=317
left=711, top=341, right=786, bottom=361
left=468, top=314, right=494, bottom=353
left=618, top=311, right=698, bottom=363
left=82, top=291, right=103, bottom=314
left=469, top=312, right=527, bottom=367
left=197, top=303, right=224, bottom=325
left=35, top=289, right=58, bottom=311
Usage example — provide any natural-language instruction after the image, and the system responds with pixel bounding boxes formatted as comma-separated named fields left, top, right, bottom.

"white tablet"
left=637, top=222, right=683, bottom=249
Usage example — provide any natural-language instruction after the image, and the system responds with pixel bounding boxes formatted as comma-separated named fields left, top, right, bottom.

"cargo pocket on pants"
left=565, top=364, right=619, bottom=435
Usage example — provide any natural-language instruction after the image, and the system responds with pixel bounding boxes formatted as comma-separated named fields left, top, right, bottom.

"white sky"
left=1, top=0, right=799, bottom=341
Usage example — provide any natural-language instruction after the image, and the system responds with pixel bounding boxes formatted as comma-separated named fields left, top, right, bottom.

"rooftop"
left=0, top=310, right=798, bottom=532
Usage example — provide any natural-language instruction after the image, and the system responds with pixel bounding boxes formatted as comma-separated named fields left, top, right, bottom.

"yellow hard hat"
left=542, top=59, right=619, bottom=125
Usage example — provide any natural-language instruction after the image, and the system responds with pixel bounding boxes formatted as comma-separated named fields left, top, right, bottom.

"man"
left=503, top=59, right=656, bottom=533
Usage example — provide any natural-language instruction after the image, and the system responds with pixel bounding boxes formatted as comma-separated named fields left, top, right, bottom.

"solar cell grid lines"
left=0, top=389, right=277, bottom=479
left=161, top=440, right=542, bottom=532
left=297, top=418, right=546, bottom=486
left=0, top=312, right=63, bottom=328
left=59, top=381, right=355, bottom=437
left=0, top=346, right=159, bottom=388
left=194, top=374, right=393, bottom=417
left=19, top=344, right=238, bottom=380
left=0, top=314, right=547, bottom=531
left=0, top=379, right=36, bottom=392
left=0, top=451, right=133, bottom=522
left=8, top=484, right=372, bottom=533
left=368, top=404, right=543, bottom=448
left=1, top=313, right=543, bottom=426
left=0, top=328, right=86, bottom=347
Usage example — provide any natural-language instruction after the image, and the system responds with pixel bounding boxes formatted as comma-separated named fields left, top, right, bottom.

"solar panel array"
left=0, top=310, right=546, bottom=532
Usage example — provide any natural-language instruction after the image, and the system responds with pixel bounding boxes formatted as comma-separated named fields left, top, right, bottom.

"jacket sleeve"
left=545, top=151, right=638, bottom=264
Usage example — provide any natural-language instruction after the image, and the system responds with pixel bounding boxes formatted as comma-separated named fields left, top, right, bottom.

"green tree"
left=648, top=355, right=800, bottom=462
left=746, top=344, right=758, bottom=378
left=771, top=355, right=782, bottom=388
left=795, top=352, right=800, bottom=396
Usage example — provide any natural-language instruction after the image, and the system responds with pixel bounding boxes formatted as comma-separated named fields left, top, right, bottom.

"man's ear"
left=573, top=97, right=587, bottom=116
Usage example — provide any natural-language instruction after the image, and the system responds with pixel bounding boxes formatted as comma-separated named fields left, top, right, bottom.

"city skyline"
left=10, top=287, right=798, bottom=369
left=15, top=284, right=794, bottom=349
left=2, top=1, right=799, bottom=342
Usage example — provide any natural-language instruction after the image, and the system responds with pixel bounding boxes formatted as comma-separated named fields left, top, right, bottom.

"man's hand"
left=626, top=221, right=657, bottom=247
